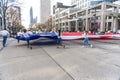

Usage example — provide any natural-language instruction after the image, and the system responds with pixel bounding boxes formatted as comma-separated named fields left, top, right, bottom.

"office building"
left=40, top=0, right=51, bottom=23
left=71, top=0, right=118, bottom=9
left=8, top=0, right=15, bottom=2
left=30, top=6, right=34, bottom=25
left=53, top=2, right=120, bottom=32
left=33, top=16, right=37, bottom=24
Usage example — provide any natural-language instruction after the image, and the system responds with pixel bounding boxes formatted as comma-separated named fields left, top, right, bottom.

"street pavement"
left=0, top=37, right=2, bottom=50
left=0, top=38, right=120, bottom=80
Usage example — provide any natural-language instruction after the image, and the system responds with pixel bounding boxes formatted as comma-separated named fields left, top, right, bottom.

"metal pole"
left=58, top=8, right=61, bottom=36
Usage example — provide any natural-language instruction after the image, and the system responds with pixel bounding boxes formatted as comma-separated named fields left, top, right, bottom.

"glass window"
left=109, top=16, right=112, bottom=19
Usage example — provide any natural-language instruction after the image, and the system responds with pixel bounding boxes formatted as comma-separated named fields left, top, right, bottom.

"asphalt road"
left=0, top=38, right=120, bottom=80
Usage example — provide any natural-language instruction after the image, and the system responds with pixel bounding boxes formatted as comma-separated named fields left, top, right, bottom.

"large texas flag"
left=61, top=32, right=120, bottom=40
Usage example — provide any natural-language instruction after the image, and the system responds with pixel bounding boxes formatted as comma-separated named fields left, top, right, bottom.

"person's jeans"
left=57, top=38, right=62, bottom=45
left=17, top=36, right=20, bottom=43
left=84, top=37, right=90, bottom=46
left=2, top=36, right=7, bottom=47
left=26, top=37, right=30, bottom=47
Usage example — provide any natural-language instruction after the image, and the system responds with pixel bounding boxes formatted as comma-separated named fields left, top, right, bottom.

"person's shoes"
left=56, top=46, right=59, bottom=48
left=30, top=46, right=32, bottom=49
left=63, top=45, right=65, bottom=48
left=90, top=44, right=93, bottom=48
left=82, top=45, right=85, bottom=47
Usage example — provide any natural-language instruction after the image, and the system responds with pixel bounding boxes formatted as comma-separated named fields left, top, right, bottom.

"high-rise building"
left=71, top=0, right=118, bottom=9
left=33, top=16, right=37, bottom=24
left=8, top=0, right=15, bottom=3
left=30, top=6, right=33, bottom=25
left=40, top=0, right=51, bottom=23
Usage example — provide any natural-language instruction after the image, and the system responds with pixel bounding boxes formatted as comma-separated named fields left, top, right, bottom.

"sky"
left=20, top=0, right=71, bottom=28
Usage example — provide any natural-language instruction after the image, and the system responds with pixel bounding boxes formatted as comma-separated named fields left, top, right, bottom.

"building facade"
left=53, top=2, right=120, bottom=33
left=30, top=6, right=33, bottom=25
left=8, top=0, right=16, bottom=3
left=71, top=0, right=118, bottom=9
left=40, top=0, right=51, bottom=23
left=33, top=16, right=37, bottom=24
left=45, top=16, right=53, bottom=31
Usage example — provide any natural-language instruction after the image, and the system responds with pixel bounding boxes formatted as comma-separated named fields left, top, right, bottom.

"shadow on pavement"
left=0, top=47, right=4, bottom=52
left=15, top=39, right=57, bottom=48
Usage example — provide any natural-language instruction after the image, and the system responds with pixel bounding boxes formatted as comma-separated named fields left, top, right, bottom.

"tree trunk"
left=3, top=12, right=6, bottom=30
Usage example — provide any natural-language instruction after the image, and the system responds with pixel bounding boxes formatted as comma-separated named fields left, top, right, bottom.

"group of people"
left=17, top=29, right=32, bottom=48
left=0, top=29, right=32, bottom=48
left=0, top=29, right=92, bottom=48
left=56, top=30, right=93, bottom=48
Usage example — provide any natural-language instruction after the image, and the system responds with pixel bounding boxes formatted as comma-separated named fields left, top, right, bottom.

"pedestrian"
left=1, top=29, right=9, bottom=47
left=27, top=29, right=33, bottom=35
left=17, top=30, right=23, bottom=43
left=83, top=31, right=93, bottom=47
left=23, top=29, right=32, bottom=49
left=56, top=30, right=65, bottom=48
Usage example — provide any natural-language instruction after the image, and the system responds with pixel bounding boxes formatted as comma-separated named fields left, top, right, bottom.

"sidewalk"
left=0, top=38, right=13, bottom=50
left=0, top=37, right=2, bottom=41
left=0, top=40, right=73, bottom=80
left=0, top=37, right=2, bottom=49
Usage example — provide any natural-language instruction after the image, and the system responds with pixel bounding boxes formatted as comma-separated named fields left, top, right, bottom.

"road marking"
left=41, top=47, right=75, bottom=80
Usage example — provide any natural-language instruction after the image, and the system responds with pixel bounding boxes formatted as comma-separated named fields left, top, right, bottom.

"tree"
left=1, top=0, right=21, bottom=30
left=29, top=23, right=48, bottom=32
left=6, top=7, right=20, bottom=26
left=16, top=24, right=24, bottom=31
left=35, top=23, right=47, bottom=31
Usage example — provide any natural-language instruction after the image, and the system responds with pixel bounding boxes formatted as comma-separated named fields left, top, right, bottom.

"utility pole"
left=58, top=8, right=61, bottom=36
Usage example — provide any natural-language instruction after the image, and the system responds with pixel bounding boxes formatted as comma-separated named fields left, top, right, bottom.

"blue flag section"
left=39, top=32, right=58, bottom=39
left=15, top=32, right=58, bottom=41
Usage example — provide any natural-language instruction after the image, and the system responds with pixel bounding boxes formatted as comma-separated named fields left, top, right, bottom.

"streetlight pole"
left=58, top=8, right=61, bottom=36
